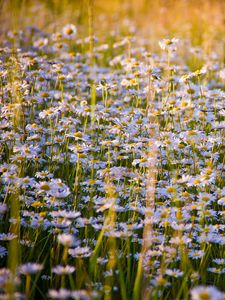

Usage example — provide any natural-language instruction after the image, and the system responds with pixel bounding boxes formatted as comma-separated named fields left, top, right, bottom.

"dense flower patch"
left=0, top=24, right=224, bottom=299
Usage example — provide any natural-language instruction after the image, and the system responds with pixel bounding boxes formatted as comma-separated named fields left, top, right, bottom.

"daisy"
left=57, top=233, right=74, bottom=247
left=68, top=246, right=92, bottom=258
left=52, top=265, right=75, bottom=275
left=159, top=38, right=179, bottom=51
left=62, top=24, right=77, bottom=39
left=165, top=268, right=184, bottom=278
left=48, top=288, right=71, bottom=299
left=19, top=263, right=43, bottom=275
left=190, top=286, right=224, bottom=300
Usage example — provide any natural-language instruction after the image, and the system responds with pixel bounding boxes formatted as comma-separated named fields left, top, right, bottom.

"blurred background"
left=0, top=0, right=224, bottom=54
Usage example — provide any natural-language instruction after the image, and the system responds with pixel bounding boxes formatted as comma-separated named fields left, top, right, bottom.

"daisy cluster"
left=0, top=24, right=224, bottom=299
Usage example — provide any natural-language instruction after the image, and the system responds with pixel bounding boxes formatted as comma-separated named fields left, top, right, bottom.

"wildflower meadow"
left=0, top=0, right=224, bottom=299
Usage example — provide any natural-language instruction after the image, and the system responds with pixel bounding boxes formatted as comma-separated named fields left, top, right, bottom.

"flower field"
left=0, top=1, right=224, bottom=299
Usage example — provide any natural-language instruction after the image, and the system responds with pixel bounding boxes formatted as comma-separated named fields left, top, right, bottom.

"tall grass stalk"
left=88, top=0, right=94, bottom=62
left=133, top=72, right=158, bottom=299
